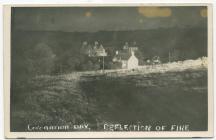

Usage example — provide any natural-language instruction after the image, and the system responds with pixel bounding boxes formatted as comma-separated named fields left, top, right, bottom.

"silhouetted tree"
left=28, top=43, right=56, bottom=75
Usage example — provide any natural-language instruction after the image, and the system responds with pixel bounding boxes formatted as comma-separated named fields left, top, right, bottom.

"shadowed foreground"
left=11, top=67, right=207, bottom=131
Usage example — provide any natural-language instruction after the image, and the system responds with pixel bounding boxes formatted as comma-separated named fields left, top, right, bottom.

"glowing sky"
left=12, top=6, right=207, bottom=32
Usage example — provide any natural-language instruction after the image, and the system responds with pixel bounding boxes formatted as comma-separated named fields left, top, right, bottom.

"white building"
left=113, top=51, right=139, bottom=69
left=127, top=51, right=139, bottom=69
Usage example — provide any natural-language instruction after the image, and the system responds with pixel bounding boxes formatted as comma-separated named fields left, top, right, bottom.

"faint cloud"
left=138, top=7, right=171, bottom=17
left=85, top=11, right=92, bottom=18
left=200, top=8, right=207, bottom=17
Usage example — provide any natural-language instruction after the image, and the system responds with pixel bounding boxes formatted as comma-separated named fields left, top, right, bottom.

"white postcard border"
left=3, top=3, right=214, bottom=138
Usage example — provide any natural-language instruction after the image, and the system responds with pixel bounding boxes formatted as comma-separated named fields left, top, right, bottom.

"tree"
left=82, top=61, right=94, bottom=71
left=28, top=43, right=56, bottom=75
left=135, top=50, right=145, bottom=65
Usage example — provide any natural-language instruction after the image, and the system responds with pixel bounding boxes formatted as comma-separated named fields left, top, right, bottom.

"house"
left=81, top=41, right=107, bottom=57
left=123, top=42, right=138, bottom=53
left=81, top=41, right=139, bottom=69
left=113, top=51, right=139, bottom=69
left=127, top=51, right=139, bottom=69
left=112, top=42, right=139, bottom=69
left=95, top=45, right=107, bottom=57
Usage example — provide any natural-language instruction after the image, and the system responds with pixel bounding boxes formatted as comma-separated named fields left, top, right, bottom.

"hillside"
left=12, top=27, right=207, bottom=62
left=11, top=27, right=207, bottom=81
left=11, top=59, right=208, bottom=131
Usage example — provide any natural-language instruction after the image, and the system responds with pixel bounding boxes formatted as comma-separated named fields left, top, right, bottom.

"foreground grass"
left=11, top=60, right=208, bottom=131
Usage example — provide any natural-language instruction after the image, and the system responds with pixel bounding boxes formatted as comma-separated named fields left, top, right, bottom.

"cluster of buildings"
left=81, top=41, right=107, bottom=57
left=81, top=41, right=139, bottom=69
left=112, top=42, right=139, bottom=69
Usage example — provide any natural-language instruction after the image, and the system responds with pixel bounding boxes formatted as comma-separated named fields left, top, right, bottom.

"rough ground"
left=11, top=58, right=208, bottom=131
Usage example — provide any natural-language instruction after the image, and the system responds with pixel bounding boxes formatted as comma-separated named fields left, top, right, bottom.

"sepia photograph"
left=3, top=3, right=213, bottom=138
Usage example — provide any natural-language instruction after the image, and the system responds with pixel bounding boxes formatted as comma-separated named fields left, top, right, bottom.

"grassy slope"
left=11, top=66, right=208, bottom=131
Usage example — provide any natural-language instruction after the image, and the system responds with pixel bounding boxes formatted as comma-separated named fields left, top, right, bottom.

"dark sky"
left=12, top=6, right=207, bottom=32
